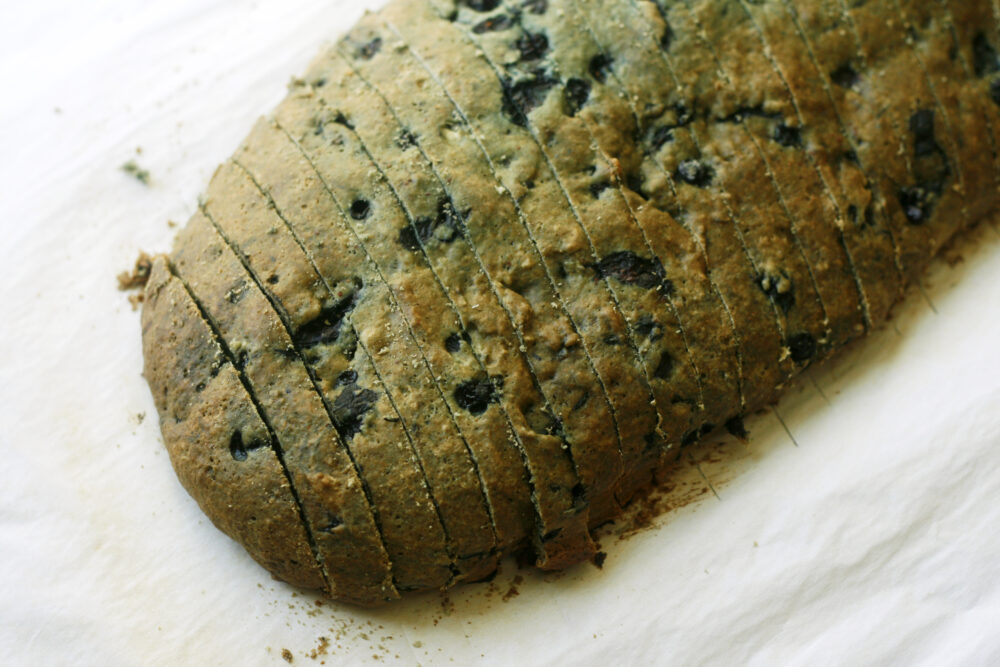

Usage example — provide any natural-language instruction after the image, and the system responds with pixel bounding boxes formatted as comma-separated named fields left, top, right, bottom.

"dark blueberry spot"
left=296, top=293, right=358, bottom=348
left=398, top=221, right=427, bottom=251
left=319, top=515, right=343, bottom=533
left=465, top=0, right=500, bottom=10
left=571, top=483, right=587, bottom=509
left=335, top=369, right=358, bottom=387
left=992, top=78, right=1000, bottom=106
left=673, top=103, right=695, bottom=126
left=312, top=77, right=327, bottom=88
left=651, top=125, right=675, bottom=150
left=357, top=37, right=382, bottom=60
left=758, top=270, right=795, bottom=313
left=589, top=180, right=611, bottom=198
left=592, top=552, right=608, bottom=569
left=435, top=201, right=463, bottom=241
left=564, top=77, right=591, bottom=116
left=350, top=198, right=371, bottom=220
left=455, top=377, right=499, bottom=416
left=501, top=71, right=559, bottom=126
left=445, top=332, right=463, bottom=353
left=590, top=251, right=666, bottom=289
left=648, top=105, right=694, bottom=148
left=831, top=63, right=860, bottom=89
left=654, top=351, right=674, bottom=380
left=603, top=333, right=621, bottom=346
left=787, top=332, right=817, bottom=363
left=226, top=281, right=247, bottom=304
left=314, top=112, right=350, bottom=136
left=625, top=171, right=646, bottom=198
left=229, top=431, right=267, bottom=461
left=910, top=109, right=938, bottom=157
left=332, top=383, right=379, bottom=439
left=675, top=159, right=714, bottom=188
left=977, top=33, right=1000, bottom=77
left=229, top=431, right=248, bottom=461
left=332, top=111, right=353, bottom=129
left=266, top=274, right=279, bottom=285
left=588, top=53, right=613, bottom=83
left=397, top=129, right=418, bottom=149
left=522, top=0, right=546, bottom=13
left=842, top=150, right=859, bottom=164
left=725, top=416, right=748, bottom=440
left=194, top=381, right=206, bottom=393
left=898, top=185, right=935, bottom=224
left=398, top=199, right=462, bottom=251
left=847, top=204, right=859, bottom=225
left=635, top=315, right=663, bottom=341
left=660, top=22, right=673, bottom=50
left=643, top=431, right=663, bottom=451
left=773, top=122, right=802, bottom=148
left=473, top=13, right=514, bottom=33
left=515, top=31, right=548, bottom=61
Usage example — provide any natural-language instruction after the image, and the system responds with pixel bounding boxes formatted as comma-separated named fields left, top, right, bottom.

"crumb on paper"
left=502, top=575, right=523, bottom=602
left=117, top=252, right=152, bottom=291
left=307, top=637, right=329, bottom=660
left=121, top=159, right=150, bottom=185
left=117, top=252, right=153, bottom=310
left=281, top=648, right=294, bottom=663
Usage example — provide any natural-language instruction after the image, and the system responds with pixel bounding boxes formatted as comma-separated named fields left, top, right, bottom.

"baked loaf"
left=141, top=0, right=1000, bottom=605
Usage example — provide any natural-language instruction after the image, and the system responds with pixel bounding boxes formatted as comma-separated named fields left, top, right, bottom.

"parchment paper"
left=2, top=1, right=999, bottom=664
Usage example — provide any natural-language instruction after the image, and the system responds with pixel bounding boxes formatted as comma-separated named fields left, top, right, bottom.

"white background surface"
left=2, top=1, right=1000, bottom=665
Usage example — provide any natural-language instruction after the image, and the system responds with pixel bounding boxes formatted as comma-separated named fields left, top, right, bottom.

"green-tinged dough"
left=141, top=0, right=999, bottom=604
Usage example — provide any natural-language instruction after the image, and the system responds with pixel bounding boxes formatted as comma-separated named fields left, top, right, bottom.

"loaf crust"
left=142, top=0, right=999, bottom=604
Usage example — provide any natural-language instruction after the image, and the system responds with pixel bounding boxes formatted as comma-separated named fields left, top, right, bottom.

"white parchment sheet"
left=2, top=1, right=999, bottom=664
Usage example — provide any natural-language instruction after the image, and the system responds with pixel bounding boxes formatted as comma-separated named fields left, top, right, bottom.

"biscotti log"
left=141, top=0, right=1000, bottom=605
